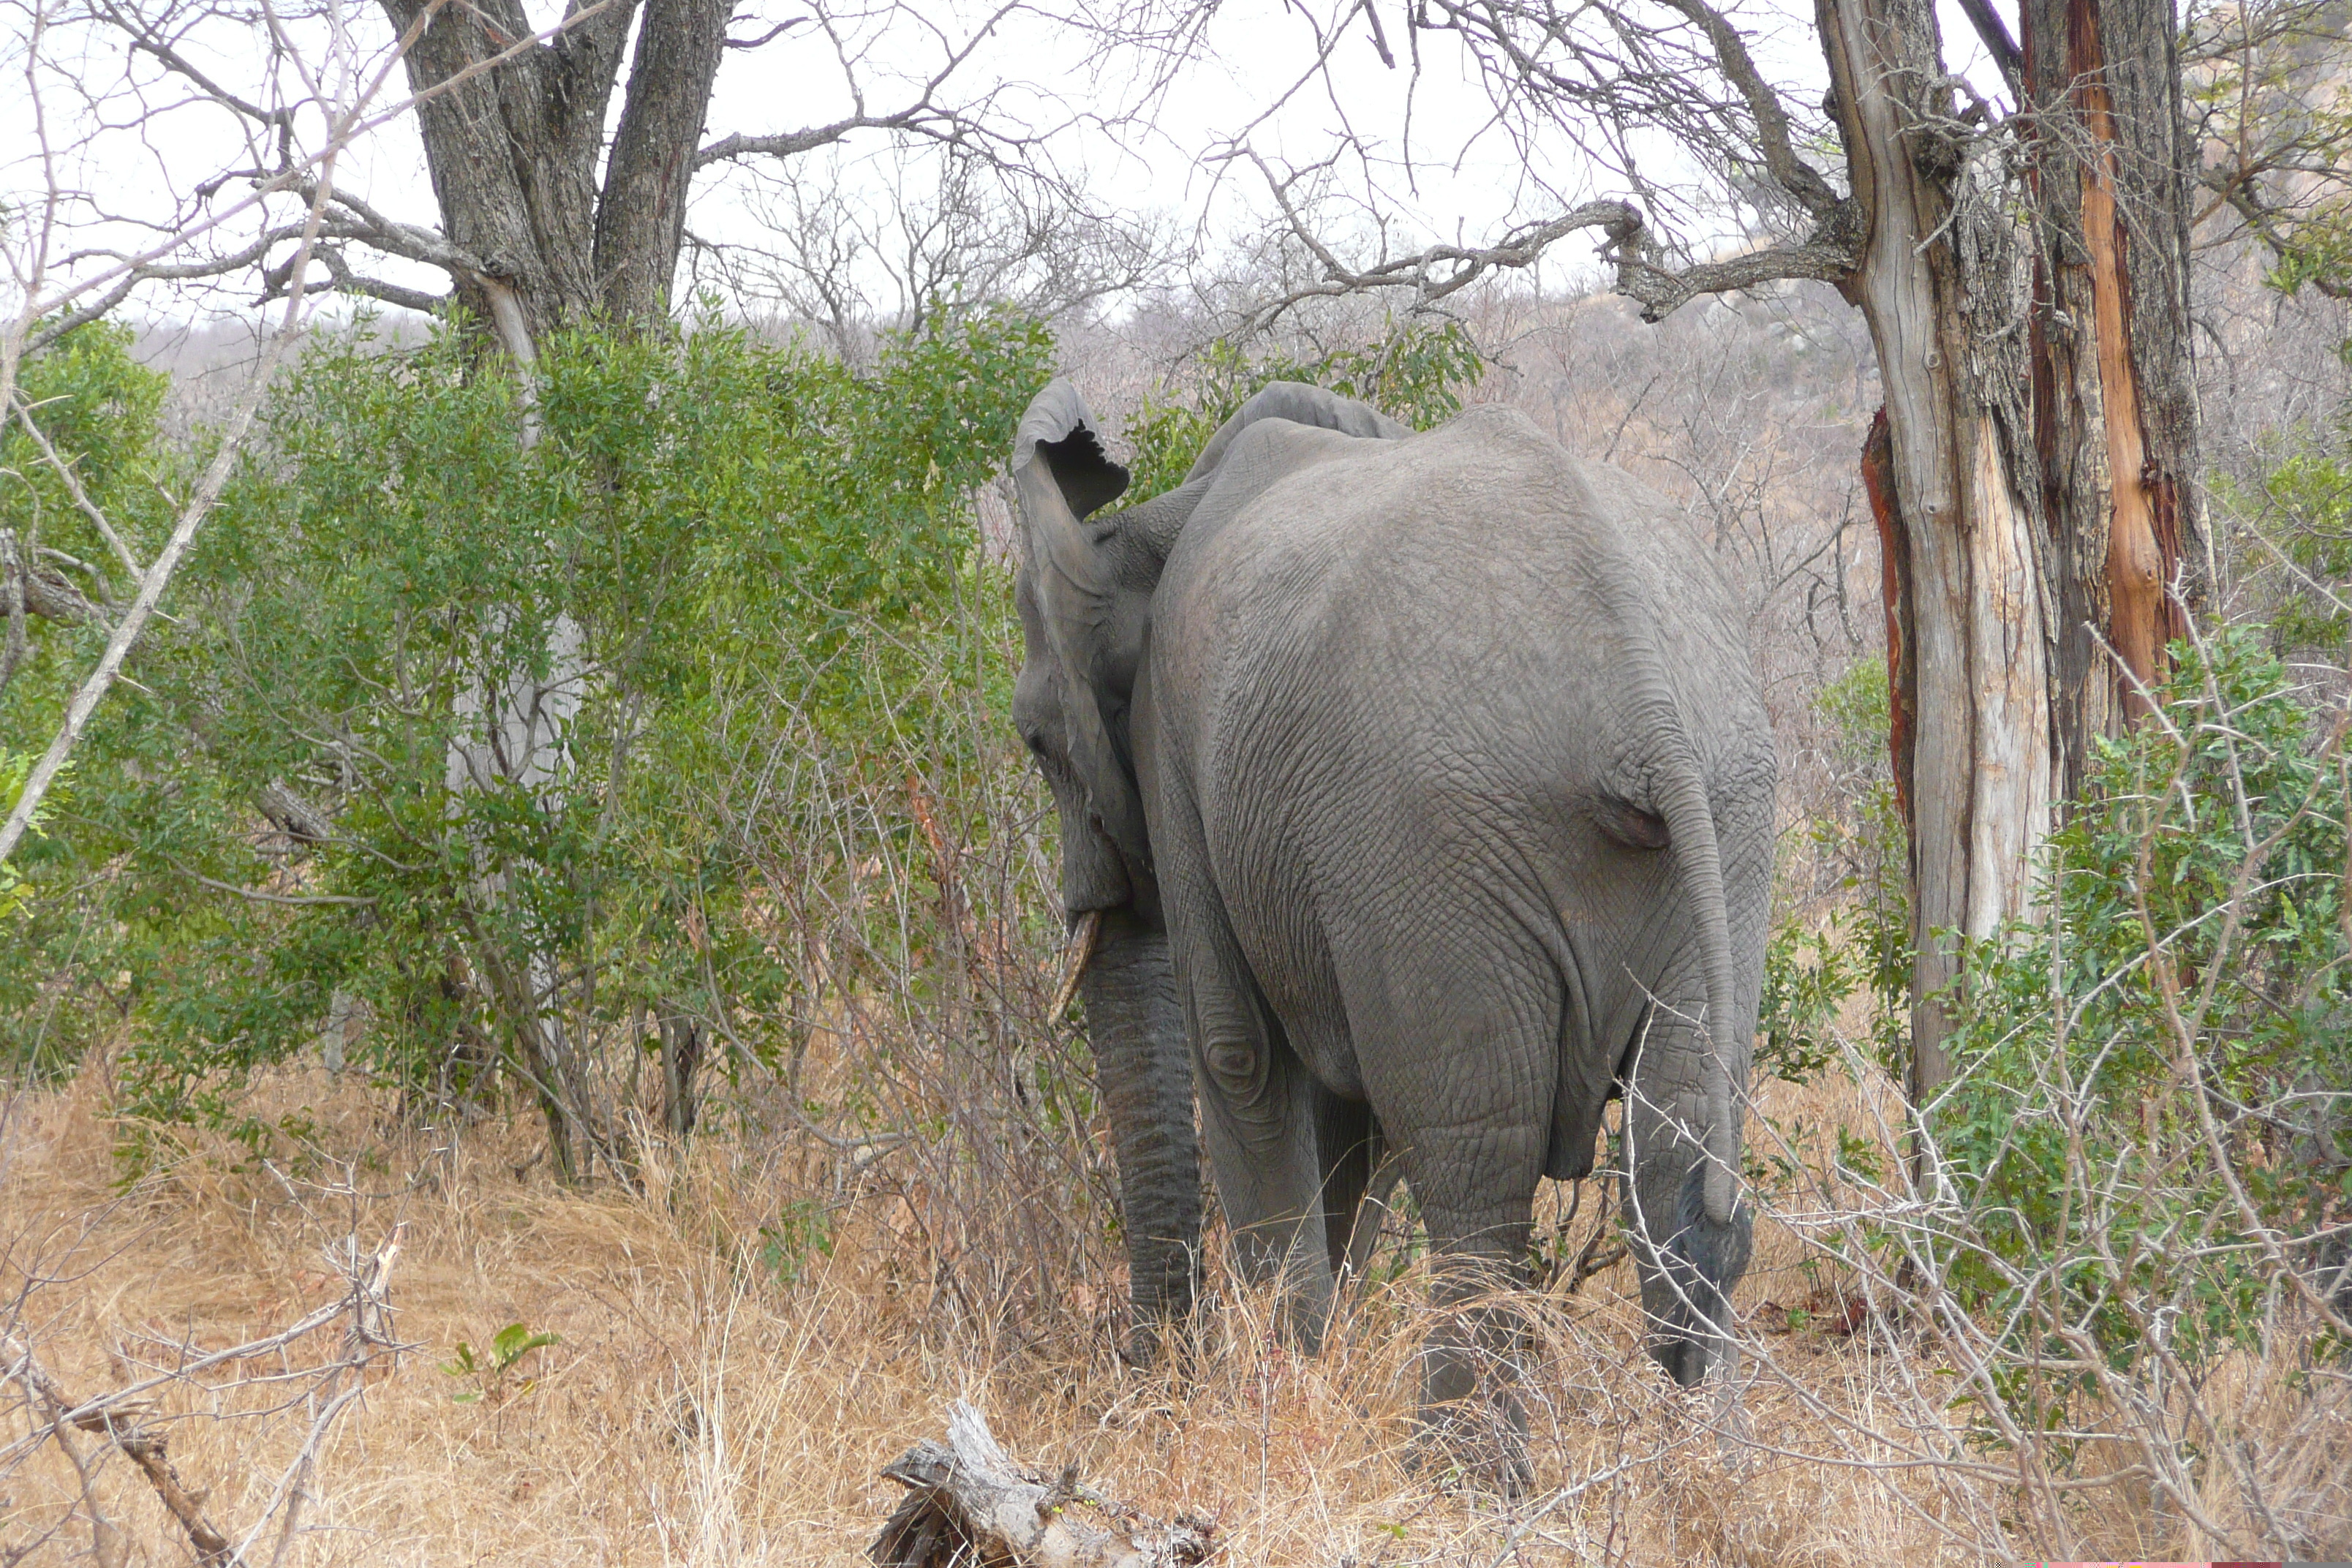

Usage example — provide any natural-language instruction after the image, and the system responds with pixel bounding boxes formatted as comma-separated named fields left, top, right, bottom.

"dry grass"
left=6, top=1020, right=2344, bottom=1564
left=0, top=1055, right=2019, bottom=1567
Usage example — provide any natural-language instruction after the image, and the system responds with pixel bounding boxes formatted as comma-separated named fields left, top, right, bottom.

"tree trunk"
left=2022, top=0, right=2206, bottom=788
left=382, top=0, right=636, bottom=336
left=1821, top=0, right=2057, bottom=1106
left=382, top=0, right=734, bottom=333
left=596, top=0, right=736, bottom=323
left=1822, top=0, right=2204, bottom=1107
left=660, top=1011, right=703, bottom=1139
left=385, top=0, right=731, bottom=1182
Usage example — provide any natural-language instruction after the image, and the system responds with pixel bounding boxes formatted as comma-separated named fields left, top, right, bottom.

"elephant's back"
left=1156, top=403, right=1752, bottom=796
left=1160, top=405, right=1754, bottom=990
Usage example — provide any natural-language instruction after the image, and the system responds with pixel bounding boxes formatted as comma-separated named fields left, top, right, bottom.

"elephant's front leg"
left=1196, top=1022, right=1340, bottom=1352
left=1159, top=900, right=1336, bottom=1354
left=1078, top=907, right=1204, bottom=1365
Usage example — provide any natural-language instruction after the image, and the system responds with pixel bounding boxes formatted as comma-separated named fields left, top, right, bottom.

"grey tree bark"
left=380, top=0, right=733, bottom=333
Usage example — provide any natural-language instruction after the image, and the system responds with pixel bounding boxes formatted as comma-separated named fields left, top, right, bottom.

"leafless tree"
left=708, top=144, right=1174, bottom=360
left=54, top=0, right=1197, bottom=347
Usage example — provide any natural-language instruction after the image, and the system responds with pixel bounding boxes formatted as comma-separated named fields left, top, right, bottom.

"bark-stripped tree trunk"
left=1820, top=0, right=2057, bottom=1105
left=1821, top=0, right=2204, bottom=1104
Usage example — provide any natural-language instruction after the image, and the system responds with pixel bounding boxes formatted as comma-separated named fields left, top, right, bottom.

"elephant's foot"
left=1409, top=1291, right=1534, bottom=1499
left=1118, top=1306, right=1199, bottom=1376
left=1404, top=1398, right=1534, bottom=1501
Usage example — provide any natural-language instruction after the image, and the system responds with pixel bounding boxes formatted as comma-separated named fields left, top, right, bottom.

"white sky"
left=0, top=0, right=2012, bottom=331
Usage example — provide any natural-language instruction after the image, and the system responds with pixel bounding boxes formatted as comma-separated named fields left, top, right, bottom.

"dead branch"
left=0, top=540, right=106, bottom=626
left=871, top=1402, right=1212, bottom=1568
left=0, top=1224, right=403, bottom=1568
left=7, top=393, right=147, bottom=578
left=10, top=1338, right=238, bottom=1565
left=1243, top=149, right=1859, bottom=328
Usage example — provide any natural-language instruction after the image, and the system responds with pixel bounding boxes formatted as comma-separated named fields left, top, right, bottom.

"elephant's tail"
left=1648, top=702, right=1742, bottom=1229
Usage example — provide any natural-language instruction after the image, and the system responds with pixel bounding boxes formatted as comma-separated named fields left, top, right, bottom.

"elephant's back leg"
left=1338, top=924, right=1556, bottom=1256
left=1336, top=930, right=1559, bottom=1492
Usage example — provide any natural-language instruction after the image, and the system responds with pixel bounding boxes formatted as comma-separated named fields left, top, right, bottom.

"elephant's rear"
left=1156, top=402, right=1774, bottom=1381
left=1158, top=402, right=1765, bottom=1021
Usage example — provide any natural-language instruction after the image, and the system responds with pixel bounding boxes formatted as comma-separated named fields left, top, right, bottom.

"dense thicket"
left=1, top=312, right=1055, bottom=1157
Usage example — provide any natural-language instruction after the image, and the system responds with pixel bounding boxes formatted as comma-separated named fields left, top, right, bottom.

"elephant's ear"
left=1182, top=380, right=1411, bottom=486
left=1015, top=380, right=1131, bottom=518
left=1012, top=380, right=1152, bottom=867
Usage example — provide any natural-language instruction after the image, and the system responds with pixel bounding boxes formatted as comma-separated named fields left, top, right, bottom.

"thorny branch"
left=2184, top=0, right=2352, bottom=295
left=1242, top=151, right=1858, bottom=328
left=1229, top=0, right=1866, bottom=328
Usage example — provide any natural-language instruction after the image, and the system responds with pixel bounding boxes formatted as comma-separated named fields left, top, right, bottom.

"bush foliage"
left=1937, top=628, right=2351, bottom=1381
left=1120, top=318, right=1483, bottom=500
left=1, top=310, right=1056, bottom=1153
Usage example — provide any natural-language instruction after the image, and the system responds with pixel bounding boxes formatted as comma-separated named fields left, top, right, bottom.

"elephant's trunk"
left=1641, top=686, right=1744, bottom=1229
left=1076, top=907, right=1203, bottom=1343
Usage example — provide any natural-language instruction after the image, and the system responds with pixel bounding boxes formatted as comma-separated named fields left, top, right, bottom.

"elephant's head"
left=1008, top=377, right=1409, bottom=927
left=1004, top=377, right=1406, bottom=1346
left=1007, top=380, right=1147, bottom=922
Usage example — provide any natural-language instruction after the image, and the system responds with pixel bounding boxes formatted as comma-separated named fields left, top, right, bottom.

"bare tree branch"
left=723, top=16, right=804, bottom=48
left=1240, top=151, right=1858, bottom=329
left=1653, top=0, right=1842, bottom=218
left=7, top=393, right=148, bottom=577
left=308, top=246, right=452, bottom=314
left=1952, top=0, right=2024, bottom=94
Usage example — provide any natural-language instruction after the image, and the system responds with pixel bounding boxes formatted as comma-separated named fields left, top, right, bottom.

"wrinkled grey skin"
left=1009, top=379, right=1774, bottom=1479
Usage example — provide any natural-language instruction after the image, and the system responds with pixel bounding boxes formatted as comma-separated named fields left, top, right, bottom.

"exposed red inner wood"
left=1859, top=406, right=1912, bottom=819
left=2070, top=0, right=2182, bottom=715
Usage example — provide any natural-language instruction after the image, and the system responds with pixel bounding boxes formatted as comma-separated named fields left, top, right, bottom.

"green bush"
left=1757, top=657, right=1910, bottom=1086
left=1120, top=319, right=1484, bottom=500
left=0, top=309, right=1056, bottom=1156
left=1938, top=628, right=2351, bottom=1389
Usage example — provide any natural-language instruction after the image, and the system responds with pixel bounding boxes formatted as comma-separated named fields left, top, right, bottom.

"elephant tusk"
left=1050, top=908, right=1103, bottom=1021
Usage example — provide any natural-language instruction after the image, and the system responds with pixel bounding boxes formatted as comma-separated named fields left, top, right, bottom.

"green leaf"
left=490, top=1323, right=559, bottom=1371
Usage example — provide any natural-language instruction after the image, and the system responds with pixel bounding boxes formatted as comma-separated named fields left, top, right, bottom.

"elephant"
left=1008, top=376, right=1774, bottom=1482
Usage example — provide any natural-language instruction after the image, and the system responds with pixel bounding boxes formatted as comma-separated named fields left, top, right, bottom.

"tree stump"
left=870, top=1402, right=1213, bottom=1568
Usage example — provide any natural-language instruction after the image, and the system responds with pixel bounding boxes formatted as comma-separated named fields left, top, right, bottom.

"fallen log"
left=870, top=1401, right=1213, bottom=1568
